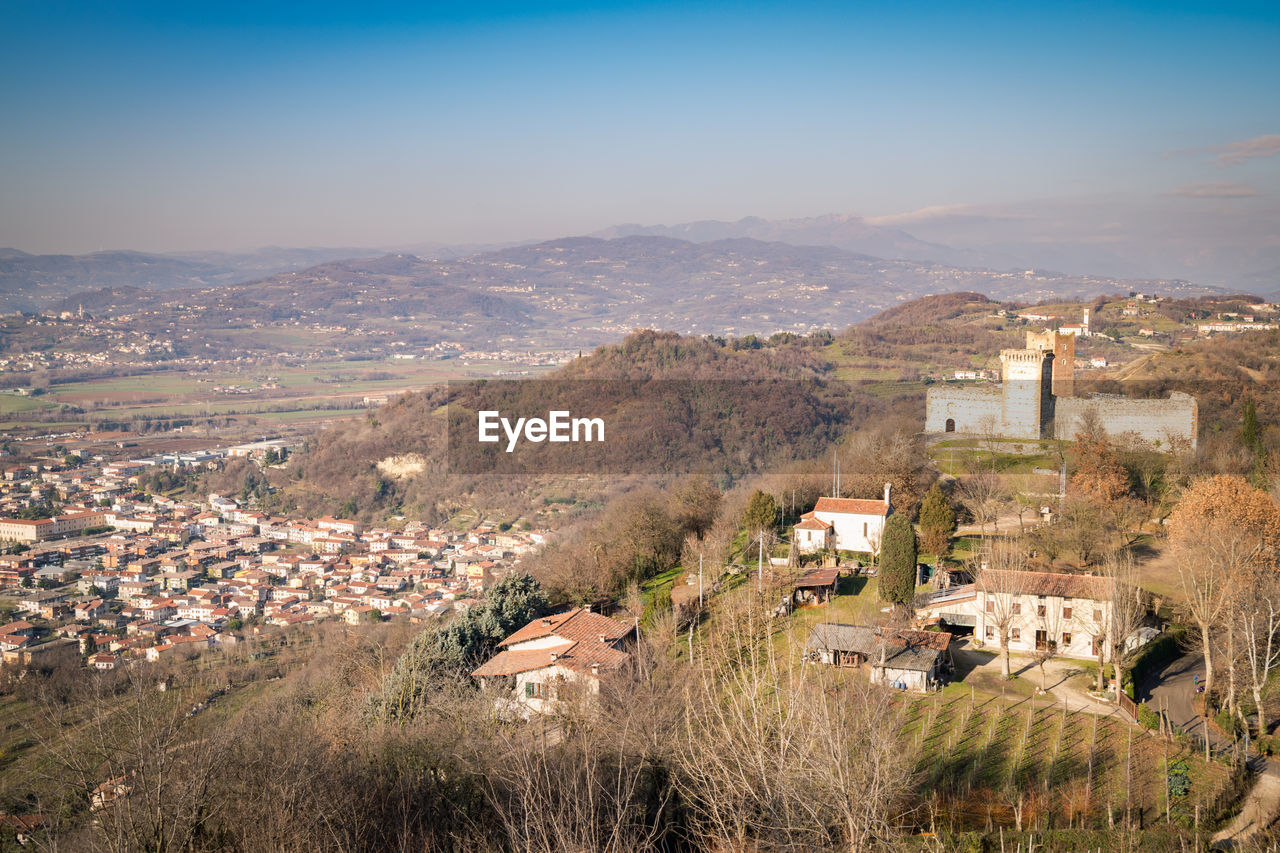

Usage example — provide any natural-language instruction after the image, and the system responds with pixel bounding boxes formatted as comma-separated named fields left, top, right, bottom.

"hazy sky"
left=1, top=0, right=1277, bottom=264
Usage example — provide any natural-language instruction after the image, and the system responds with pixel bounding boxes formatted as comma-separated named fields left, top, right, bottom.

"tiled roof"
left=794, top=517, right=832, bottom=531
left=805, top=623, right=951, bottom=672
left=498, top=608, right=631, bottom=648
left=813, top=497, right=889, bottom=517
left=472, top=643, right=571, bottom=677
left=471, top=639, right=631, bottom=678
left=979, top=569, right=1113, bottom=600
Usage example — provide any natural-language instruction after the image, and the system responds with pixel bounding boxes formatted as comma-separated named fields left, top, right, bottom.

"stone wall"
left=1054, top=392, right=1198, bottom=449
left=924, top=386, right=1003, bottom=435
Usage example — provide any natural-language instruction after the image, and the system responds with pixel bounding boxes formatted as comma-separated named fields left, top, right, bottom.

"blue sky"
left=1, top=0, right=1277, bottom=282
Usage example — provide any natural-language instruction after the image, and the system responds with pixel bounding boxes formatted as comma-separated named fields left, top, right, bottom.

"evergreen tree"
left=878, top=514, right=917, bottom=605
left=370, top=572, right=548, bottom=721
left=1242, top=397, right=1261, bottom=453
left=918, top=482, right=956, bottom=559
left=742, top=490, right=778, bottom=535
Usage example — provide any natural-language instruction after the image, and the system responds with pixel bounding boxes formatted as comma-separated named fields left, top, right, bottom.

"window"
left=1093, top=609, right=1103, bottom=622
left=524, top=681, right=551, bottom=700
left=985, top=601, right=994, bottom=614
left=1062, top=632, right=1072, bottom=645
left=1010, top=628, right=1021, bottom=640
left=1012, top=603, right=1022, bottom=615
left=1036, top=604, right=1046, bottom=617
left=863, top=522, right=868, bottom=537
left=1063, top=606, right=1073, bottom=620
left=985, top=626, right=994, bottom=640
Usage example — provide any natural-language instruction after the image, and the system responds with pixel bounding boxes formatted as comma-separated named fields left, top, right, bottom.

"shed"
left=804, top=623, right=953, bottom=692
left=792, top=568, right=840, bottom=606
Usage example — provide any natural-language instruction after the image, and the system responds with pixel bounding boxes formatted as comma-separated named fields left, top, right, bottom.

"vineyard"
left=899, top=689, right=1240, bottom=834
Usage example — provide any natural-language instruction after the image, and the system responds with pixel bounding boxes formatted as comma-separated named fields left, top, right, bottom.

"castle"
left=924, top=327, right=1197, bottom=449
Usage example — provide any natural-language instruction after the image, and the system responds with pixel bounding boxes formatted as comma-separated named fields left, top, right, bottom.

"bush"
left=1137, top=703, right=1160, bottom=730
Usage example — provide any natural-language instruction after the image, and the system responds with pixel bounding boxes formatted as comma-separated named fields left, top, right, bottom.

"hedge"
left=1124, top=624, right=1188, bottom=700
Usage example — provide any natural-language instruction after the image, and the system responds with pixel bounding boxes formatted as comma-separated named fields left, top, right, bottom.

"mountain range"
left=28, top=235, right=1230, bottom=352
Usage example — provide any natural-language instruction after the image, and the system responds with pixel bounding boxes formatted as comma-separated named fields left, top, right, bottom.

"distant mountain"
left=0, top=250, right=230, bottom=311
left=591, top=213, right=1009, bottom=268
left=76, top=236, right=1223, bottom=351
left=0, top=242, right=522, bottom=313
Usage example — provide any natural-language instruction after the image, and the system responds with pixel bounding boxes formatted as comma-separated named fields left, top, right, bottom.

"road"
left=1136, top=650, right=1229, bottom=751
left=1139, top=651, right=1280, bottom=846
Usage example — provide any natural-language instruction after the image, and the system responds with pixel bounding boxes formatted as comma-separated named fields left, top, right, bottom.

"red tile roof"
left=498, top=608, right=632, bottom=648
left=813, top=497, right=889, bottom=517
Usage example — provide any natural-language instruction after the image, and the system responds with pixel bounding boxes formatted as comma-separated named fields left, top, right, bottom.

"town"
left=0, top=440, right=549, bottom=672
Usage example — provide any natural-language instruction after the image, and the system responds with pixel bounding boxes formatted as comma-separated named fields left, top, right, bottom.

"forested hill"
left=279, top=331, right=884, bottom=521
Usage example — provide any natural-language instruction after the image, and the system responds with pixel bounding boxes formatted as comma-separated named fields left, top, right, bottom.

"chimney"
left=540, top=617, right=552, bottom=626
left=591, top=662, right=600, bottom=676
left=549, top=651, right=558, bottom=661
left=598, top=634, right=607, bottom=644
left=884, top=482, right=892, bottom=507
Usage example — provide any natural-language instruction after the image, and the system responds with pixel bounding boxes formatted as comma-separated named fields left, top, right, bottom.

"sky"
left=1, top=0, right=1277, bottom=286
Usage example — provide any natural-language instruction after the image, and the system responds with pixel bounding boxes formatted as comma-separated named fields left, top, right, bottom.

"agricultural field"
left=900, top=688, right=1235, bottom=833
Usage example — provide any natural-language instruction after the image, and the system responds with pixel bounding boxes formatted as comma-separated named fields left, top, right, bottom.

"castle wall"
left=1054, top=393, right=1198, bottom=449
left=924, top=387, right=1003, bottom=435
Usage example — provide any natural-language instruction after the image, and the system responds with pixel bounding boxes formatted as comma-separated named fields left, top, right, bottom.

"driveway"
left=951, top=642, right=1131, bottom=721
left=1136, top=650, right=1229, bottom=750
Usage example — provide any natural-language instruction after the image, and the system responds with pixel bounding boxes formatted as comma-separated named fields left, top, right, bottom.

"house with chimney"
left=471, top=608, right=636, bottom=716
left=793, top=484, right=893, bottom=556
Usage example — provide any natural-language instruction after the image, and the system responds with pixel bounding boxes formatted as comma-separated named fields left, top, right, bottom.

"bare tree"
left=1103, top=549, right=1146, bottom=697
left=31, top=666, right=228, bottom=853
left=975, top=539, right=1031, bottom=680
left=1174, top=518, right=1256, bottom=699
left=673, top=596, right=916, bottom=851
left=1235, top=561, right=1280, bottom=737
left=958, top=469, right=1002, bottom=536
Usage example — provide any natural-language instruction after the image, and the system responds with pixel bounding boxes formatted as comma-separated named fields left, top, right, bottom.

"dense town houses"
left=0, top=453, right=550, bottom=669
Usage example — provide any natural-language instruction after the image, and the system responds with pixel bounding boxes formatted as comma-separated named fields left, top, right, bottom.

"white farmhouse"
left=917, top=569, right=1120, bottom=660
left=794, top=485, right=892, bottom=555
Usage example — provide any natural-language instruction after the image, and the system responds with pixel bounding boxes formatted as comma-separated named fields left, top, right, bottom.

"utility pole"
left=757, top=529, right=765, bottom=594
left=698, top=553, right=704, bottom=608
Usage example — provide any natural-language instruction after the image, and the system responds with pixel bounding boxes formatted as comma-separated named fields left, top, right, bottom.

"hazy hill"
left=67, top=236, right=1223, bottom=351
left=591, top=213, right=1004, bottom=267
left=0, top=250, right=227, bottom=311
left=0, top=243, right=508, bottom=313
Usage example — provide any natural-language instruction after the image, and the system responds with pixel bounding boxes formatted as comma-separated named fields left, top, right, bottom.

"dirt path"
left=952, top=644, right=1133, bottom=722
left=1213, top=758, right=1280, bottom=847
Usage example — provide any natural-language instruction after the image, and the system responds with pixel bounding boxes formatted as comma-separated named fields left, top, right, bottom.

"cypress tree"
left=918, top=481, right=956, bottom=559
left=878, top=513, right=918, bottom=605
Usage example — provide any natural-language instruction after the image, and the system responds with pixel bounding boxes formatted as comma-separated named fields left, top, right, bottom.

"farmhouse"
left=804, top=623, right=953, bottom=692
left=794, top=485, right=892, bottom=555
left=471, top=608, right=636, bottom=716
left=916, top=569, right=1117, bottom=659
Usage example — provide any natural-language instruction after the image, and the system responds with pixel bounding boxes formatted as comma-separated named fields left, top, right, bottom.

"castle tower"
left=1000, top=348, right=1055, bottom=439
left=1025, top=330, right=1075, bottom=398
left=1082, top=307, right=1090, bottom=337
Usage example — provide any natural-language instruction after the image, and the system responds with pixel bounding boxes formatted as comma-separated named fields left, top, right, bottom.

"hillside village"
left=0, top=445, right=550, bottom=671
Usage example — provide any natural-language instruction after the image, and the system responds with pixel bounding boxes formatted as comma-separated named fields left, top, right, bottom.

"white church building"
left=793, top=484, right=893, bottom=556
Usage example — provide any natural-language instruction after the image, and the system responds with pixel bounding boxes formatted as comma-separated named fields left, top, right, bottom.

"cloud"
left=1166, top=181, right=1260, bottom=198
left=1168, top=134, right=1280, bottom=166
left=1216, top=134, right=1280, bottom=166
left=865, top=204, right=1020, bottom=227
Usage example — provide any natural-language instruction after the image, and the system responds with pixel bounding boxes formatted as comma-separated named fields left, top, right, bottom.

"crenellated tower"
left=1000, top=348, right=1055, bottom=439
